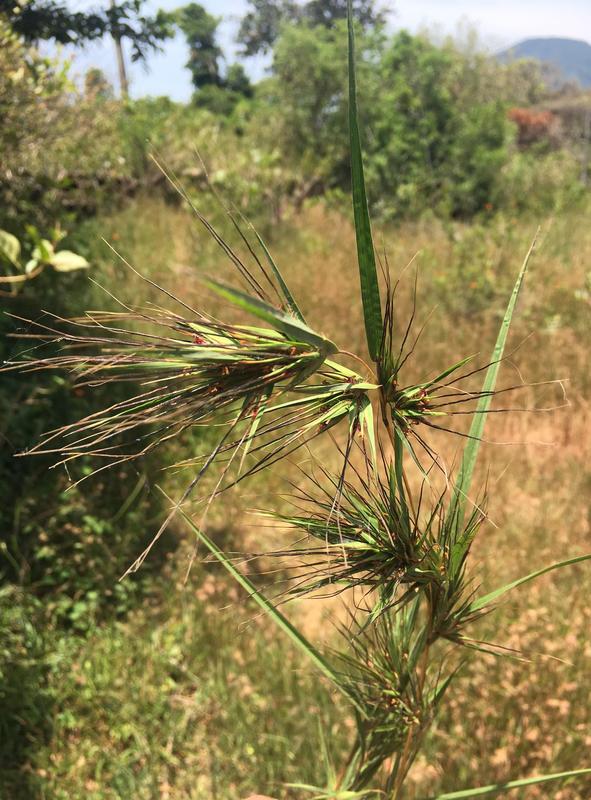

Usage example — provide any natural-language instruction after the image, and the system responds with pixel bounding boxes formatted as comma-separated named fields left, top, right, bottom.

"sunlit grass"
left=8, top=190, right=590, bottom=799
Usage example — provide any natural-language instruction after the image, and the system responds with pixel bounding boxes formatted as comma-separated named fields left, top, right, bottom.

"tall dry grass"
left=49, top=189, right=591, bottom=798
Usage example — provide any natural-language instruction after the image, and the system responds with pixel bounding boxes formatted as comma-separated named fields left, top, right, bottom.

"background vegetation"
left=1, top=1, right=590, bottom=797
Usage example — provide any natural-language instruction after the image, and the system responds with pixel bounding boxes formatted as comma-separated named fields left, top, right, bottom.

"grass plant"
left=5, top=3, right=591, bottom=798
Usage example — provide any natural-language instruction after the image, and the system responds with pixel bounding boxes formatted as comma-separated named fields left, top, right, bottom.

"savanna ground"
left=3, top=191, right=590, bottom=799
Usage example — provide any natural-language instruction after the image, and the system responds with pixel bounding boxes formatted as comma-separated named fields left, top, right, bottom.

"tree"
left=258, top=20, right=380, bottom=188
left=176, top=4, right=252, bottom=113
left=366, top=31, right=510, bottom=217
left=225, top=63, right=253, bottom=98
left=237, top=0, right=297, bottom=56
left=255, top=23, right=510, bottom=217
left=84, top=68, right=115, bottom=100
left=237, top=0, right=385, bottom=56
left=176, top=3, right=223, bottom=89
left=0, top=0, right=173, bottom=62
left=305, top=0, right=385, bottom=28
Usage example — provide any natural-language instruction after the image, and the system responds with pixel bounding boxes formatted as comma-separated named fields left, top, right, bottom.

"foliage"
left=1, top=15, right=586, bottom=231
left=365, top=32, right=510, bottom=218
left=260, top=25, right=522, bottom=218
left=438, top=30, right=549, bottom=108
left=6, top=9, right=590, bottom=797
left=0, top=576, right=349, bottom=800
left=0, top=30, right=244, bottom=230
left=500, top=148, right=586, bottom=214
left=226, top=63, right=253, bottom=97
left=237, top=0, right=385, bottom=56
left=175, top=3, right=253, bottom=113
left=84, top=67, right=115, bottom=99
left=176, top=3, right=223, bottom=89
left=260, top=20, right=374, bottom=193
left=305, top=0, right=385, bottom=29
left=0, top=590, right=52, bottom=798
left=2, top=192, right=590, bottom=798
left=0, top=278, right=174, bottom=631
left=1, top=0, right=174, bottom=62
left=0, top=22, right=134, bottom=231
left=2, top=7, right=591, bottom=797
left=0, top=225, right=89, bottom=294
left=0, top=19, right=66, bottom=229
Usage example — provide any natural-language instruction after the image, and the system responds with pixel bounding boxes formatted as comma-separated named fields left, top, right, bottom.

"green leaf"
left=32, top=238, right=55, bottom=263
left=24, top=259, right=40, bottom=275
left=172, top=498, right=362, bottom=713
left=0, top=230, right=21, bottom=267
left=24, top=224, right=40, bottom=243
left=451, top=232, right=537, bottom=525
left=428, top=666, right=462, bottom=708
left=205, top=279, right=338, bottom=355
left=358, top=395, right=377, bottom=471
left=347, top=0, right=382, bottom=362
left=420, top=355, right=475, bottom=391
left=469, top=553, right=591, bottom=613
left=425, top=767, right=591, bottom=799
left=50, top=250, right=90, bottom=272
left=252, top=227, right=306, bottom=323
left=287, top=785, right=371, bottom=799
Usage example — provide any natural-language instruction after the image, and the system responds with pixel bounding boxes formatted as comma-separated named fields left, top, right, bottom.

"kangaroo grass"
left=5, top=1, right=591, bottom=797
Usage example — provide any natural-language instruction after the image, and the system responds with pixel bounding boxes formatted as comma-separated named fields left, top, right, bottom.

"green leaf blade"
left=347, top=0, right=382, bottom=362
left=425, top=767, right=591, bottom=799
left=451, top=232, right=538, bottom=525
left=173, top=499, right=362, bottom=713
left=470, top=553, right=591, bottom=613
left=252, top=227, right=306, bottom=323
left=50, top=250, right=90, bottom=272
left=0, top=230, right=21, bottom=268
left=205, top=278, right=338, bottom=355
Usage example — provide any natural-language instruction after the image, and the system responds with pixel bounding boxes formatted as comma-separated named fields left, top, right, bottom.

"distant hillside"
left=498, top=37, right=591, bottom=88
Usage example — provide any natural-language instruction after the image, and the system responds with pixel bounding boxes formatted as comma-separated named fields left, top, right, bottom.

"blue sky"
left=55, top=0, right=591, bottom=101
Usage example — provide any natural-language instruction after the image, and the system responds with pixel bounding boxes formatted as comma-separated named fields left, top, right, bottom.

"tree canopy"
left=0, top=0, right=173, bottom=62
left=176, top=3, right=223, bottom=89
left=237, top=0, right=386, bottom=56
left=175, top=3, right=252, bottom=112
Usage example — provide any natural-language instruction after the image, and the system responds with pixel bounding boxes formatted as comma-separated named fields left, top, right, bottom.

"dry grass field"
left=10, top=193, right=591, bottom=799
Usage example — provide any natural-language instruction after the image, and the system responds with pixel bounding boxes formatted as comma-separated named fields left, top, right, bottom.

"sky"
left=55, top=0, right=591, bottom=101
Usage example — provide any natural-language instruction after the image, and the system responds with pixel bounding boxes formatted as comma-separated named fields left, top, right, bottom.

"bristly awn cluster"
left=4, top=2, right=591, bottom=797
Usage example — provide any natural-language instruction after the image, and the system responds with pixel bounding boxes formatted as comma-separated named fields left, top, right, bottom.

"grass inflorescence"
left=5, top=3, right=591, bottom=798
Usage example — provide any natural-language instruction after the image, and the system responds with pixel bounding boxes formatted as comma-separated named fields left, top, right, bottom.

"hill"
left=498, top=37, right=591, bottom=87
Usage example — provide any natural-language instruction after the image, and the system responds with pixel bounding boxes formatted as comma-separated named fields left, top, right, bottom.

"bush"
left=0, top=263, right=174, bottom=630
left=501, top=148, right=586, bottom=214
left=0, top=589, right=52, bottom=798
left=366, top=32, right=511, bottom=218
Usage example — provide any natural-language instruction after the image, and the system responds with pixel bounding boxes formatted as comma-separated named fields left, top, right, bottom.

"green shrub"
left=0, top=262, right=175, bottom=630
left=0, top=589, right=51, bottom=798
left=501, top=148, right=586, bottom=215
